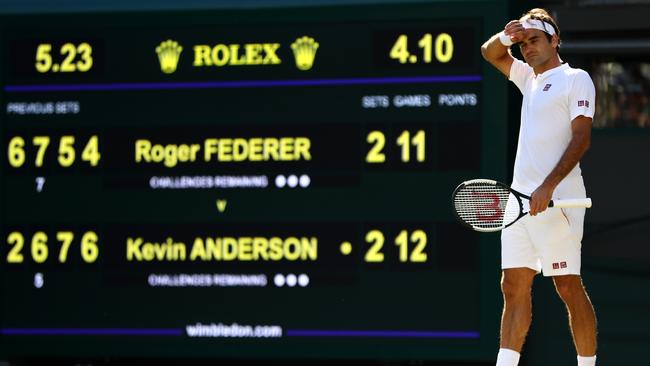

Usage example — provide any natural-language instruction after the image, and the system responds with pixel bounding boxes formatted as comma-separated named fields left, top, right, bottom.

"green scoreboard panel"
left=0, top=1, right=507, bottom=362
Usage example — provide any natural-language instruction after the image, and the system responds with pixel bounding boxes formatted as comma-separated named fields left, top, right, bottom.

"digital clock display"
left=0, top=2, right=507, bottom=362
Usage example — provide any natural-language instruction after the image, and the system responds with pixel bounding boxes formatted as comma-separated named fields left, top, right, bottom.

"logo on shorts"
left=543, top=84, right=552, bottom=91
left=578, top=100, right=590, bottom=107
left=552, top=261, right=568, bottom=270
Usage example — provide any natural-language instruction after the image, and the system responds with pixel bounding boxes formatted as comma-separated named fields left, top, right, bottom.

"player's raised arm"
left=480, top=20, right=526, bottom=77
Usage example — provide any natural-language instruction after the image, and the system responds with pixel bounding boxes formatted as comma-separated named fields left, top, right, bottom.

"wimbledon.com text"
left=186, top=323, right=282, bottom=338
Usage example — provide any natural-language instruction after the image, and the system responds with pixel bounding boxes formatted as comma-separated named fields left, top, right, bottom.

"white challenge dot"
left=286, top=274, right=297, bottom=287
left=274, top=273, right=285, bottom=287
left=34, top=273, right=44, bottom=289
left=275, top=175, right=286, bottom=188
left=298, top=274, right=310, bottom=287
left=287, top=175, right=298, bottom=188
left=299, top=174, right=311, bottom=188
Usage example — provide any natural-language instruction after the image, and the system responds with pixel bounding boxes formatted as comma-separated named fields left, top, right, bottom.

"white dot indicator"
left=274, top=273, right=285, bottom=287
left=287, top=175, right=298, bottom=188
left=34, top=273, right=44, bottom=289
left=299, top=174, right=311, bottom=188
left=298, top=274, right=310, bottom=287
left=275, top=175, right=287, bottom=188
left=286, top=274, right=297, bottom=287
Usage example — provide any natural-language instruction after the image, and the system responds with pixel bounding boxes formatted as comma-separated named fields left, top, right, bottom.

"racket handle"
left=550, top=198, right=592, bottom=208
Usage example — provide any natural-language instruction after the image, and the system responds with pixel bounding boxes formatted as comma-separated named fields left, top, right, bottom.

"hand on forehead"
left=521, top=28, right=546, bottom=40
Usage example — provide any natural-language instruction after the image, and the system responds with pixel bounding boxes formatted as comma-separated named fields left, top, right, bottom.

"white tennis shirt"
left=508, top=59, right=595, bottom=197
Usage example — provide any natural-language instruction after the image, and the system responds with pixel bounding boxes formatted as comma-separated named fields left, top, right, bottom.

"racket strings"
left=454, top=183, right=519, bottom=230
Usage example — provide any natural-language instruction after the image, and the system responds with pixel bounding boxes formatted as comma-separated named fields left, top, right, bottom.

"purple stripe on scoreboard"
left=285, top=329, right=480, bottom=339
left=0, top=328, right=183, bottom=336
left=0, top=328, right=479, bottom=338
left=4, top=75, right=481, bottom=92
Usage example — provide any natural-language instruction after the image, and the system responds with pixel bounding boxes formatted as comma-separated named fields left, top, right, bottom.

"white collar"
left=535, top=63, right=568, bottom=80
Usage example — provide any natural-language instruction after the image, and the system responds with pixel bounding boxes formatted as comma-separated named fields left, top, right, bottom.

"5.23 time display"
left=35, top=42, right=94, bottom=73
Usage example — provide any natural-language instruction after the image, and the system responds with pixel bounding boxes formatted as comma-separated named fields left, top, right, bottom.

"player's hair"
left=521, top=8, right=561, bottom=52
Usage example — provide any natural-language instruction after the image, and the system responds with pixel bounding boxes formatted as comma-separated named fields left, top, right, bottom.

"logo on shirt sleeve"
left=578, top=100, right=590, bottom=107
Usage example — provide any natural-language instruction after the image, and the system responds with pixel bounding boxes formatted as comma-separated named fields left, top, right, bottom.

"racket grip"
left=550, top=198, right=592, bottom=208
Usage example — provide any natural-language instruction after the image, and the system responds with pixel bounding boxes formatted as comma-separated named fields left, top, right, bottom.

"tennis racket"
left=452, top=179, right=592, bottom=232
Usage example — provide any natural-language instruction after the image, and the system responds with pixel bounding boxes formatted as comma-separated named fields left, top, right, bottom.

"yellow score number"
left=6, top=231, right=99, bottom=264
left=35, top=43, right=93, bottom=73
left=366, top=130, right=425, bottom=163
left=364, top=229, right=428, bottom=263
left=8, top=135, right=101, bottom=168
left=390, top=33, right=453, bottom=64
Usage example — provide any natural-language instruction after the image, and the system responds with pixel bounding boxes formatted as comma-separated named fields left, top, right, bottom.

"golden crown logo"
left=291, top=36, right=319, bottom=71
left=156, top=40, right=183, bottom=74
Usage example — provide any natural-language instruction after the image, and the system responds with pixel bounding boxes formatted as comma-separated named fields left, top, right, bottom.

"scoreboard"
left=0, top=1, right=508, bottom=362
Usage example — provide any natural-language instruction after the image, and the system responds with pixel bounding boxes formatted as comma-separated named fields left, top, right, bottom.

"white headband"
left=522, top=19, right=556, bottom=36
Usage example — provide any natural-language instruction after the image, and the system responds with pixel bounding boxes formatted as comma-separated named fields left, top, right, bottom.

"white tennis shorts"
left=501, top=182, right=586, bottom=276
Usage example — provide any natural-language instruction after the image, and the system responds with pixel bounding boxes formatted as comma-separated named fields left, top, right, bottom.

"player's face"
left=518, top=29, right=557, bottom=68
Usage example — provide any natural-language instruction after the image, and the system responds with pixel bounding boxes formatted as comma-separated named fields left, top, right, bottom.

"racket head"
left=451, top=179, right=524, bottom=232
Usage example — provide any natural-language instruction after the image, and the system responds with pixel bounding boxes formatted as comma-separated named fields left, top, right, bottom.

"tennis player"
left=480, top=8, right=597, bottom=366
